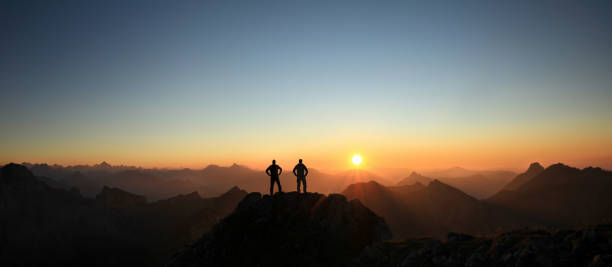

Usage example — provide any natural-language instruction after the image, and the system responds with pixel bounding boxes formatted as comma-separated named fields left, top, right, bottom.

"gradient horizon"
left=1, top=1, right=611, bottom=172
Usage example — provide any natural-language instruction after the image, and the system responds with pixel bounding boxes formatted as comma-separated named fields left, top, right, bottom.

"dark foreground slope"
left=489, top=163, right=612, bottom=226
left=166, top=190, right=612, bottom=267
left=0, top=163, right=246, bottom=266
left=168, top=192, right=392, bottom=267
left=360, top=224, right=612, bottom=267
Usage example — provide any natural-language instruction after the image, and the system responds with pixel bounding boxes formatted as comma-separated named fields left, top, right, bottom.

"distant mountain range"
left=343, top=179, right=530, bottom=239
left=21, top=162, right=393, bottom=200
left=397, top=168, right=517, bottom=199
left=345, top=162, right=612, bottom=239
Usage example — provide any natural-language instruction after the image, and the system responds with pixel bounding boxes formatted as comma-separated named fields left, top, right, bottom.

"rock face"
left=168, top=192, right=391, bottom=267
left=360, top=224, right=612, bottom=267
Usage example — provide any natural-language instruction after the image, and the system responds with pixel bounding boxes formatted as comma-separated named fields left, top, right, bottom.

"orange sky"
left=3, top=118, right=611, bottom=174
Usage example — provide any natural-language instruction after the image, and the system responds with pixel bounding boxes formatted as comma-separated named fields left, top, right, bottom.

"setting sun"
left=352, top=154, right=363, bottom=166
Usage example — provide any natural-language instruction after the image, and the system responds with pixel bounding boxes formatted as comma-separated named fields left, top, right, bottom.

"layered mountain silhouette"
left=488, top=163, right=612, bottom=226
left=397, top=172, right=433, bottom=186
left=0, top=163, right=246, bottom=266
left=397, top=168, right=516, bottom=199
left=168, top=191, right=391, bottom=267
left=5, top=161, right=612, bottom=266
left=22, top=162, right=393, bottom=201
left=343, top=180, right=530, bottom=239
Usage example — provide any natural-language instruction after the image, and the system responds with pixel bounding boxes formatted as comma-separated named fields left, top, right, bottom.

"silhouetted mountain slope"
left=435, top=173, right=508, bottom=199
left=397, top=172, right=433, bottom=186
left=488, top=163, right=612, bottom=226
left=343, top=180, right=530, bottom=239
left=502, top=162, right=545, bottom=191
left=168, top=191, right=391, bottom=267
left=96, top=186, right=147, bottom=208
left=0, top=163, right=247, bottom=266
left=37, top=175, right=71, bottom=190
left=0, top=163, right=150, bottom=266
left=360, top=224, right=612, bottom=267
left=419, top=168, right=517, bottom=199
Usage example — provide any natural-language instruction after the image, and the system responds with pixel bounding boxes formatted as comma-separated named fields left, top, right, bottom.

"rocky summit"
left=168, top=191, right=392, bottom=267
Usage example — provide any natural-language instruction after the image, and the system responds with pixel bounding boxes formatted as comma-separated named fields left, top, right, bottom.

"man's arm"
left=304, top=165, right=308, bottom=176
left=278, top=166, right=282, bottom=176
left=293, top=165, right=298, bottom=176
left=266, top=166, right=271, bottom=176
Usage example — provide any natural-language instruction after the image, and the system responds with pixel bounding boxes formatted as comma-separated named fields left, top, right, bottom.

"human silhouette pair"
left=265, top=159, right=309, bottom=195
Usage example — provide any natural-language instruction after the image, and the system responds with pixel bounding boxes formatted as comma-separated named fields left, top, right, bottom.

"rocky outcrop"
left=360, top=224, right=612, bottom=267
left=168, top=192, right=391, bottom=267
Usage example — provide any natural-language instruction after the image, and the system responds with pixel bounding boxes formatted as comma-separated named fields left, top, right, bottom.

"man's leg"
left=270, top=177, right=274, bottom=195
left=297, top=176, right=305, bottom=193
left=276, top=177, right=282, bottom=192
left=303, top=177, right=307, bottom=193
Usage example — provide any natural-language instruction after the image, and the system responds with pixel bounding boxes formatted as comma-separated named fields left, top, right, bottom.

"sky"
left=1, top=0, right=611, bottom=172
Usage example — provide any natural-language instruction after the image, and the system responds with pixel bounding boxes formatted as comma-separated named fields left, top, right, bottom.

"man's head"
left=299, top=159, right=303, bottom=163
left=272, top=159, right=276, bottom=164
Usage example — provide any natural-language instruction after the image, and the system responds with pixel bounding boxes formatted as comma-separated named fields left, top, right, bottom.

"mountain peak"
left=498, top=162, right=546, bottom=191
left=217, top=186, right=247, bottom=199
left=544, top=163, right=579, bottom=175
left=408, top=171, right=426, bottom=178
left=1, top=163, right=34, bottom=179
left=397, top=172, right=432, bottom=186
left=527, top=162, right=544, bottom=171
left=1, top=163, right=39, bottom=187
left=169, top=191, right=390, bottom=266
left=96, top=161, right=112, bottom=168
left=203, top=164, right=220, bottom=170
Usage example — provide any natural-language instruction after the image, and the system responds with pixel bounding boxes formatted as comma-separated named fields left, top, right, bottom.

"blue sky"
left=1, top=0, right=611, bottom=170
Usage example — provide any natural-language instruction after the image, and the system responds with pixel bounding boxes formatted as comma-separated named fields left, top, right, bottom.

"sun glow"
left=352, top=154, right=363, bottom=166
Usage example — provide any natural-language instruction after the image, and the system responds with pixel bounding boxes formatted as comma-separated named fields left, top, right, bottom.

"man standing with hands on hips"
left=293, top=159, right=308, bottom=194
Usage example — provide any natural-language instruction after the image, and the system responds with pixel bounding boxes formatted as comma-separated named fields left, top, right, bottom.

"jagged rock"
left=168, top=191, right=391, bottom=267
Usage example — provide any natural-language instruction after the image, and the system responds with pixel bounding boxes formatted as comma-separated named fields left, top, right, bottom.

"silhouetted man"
left=266, top=160, right=282, bottom=195
left=293, top=159, right=308, bottom=194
